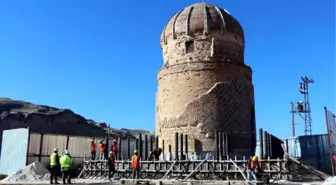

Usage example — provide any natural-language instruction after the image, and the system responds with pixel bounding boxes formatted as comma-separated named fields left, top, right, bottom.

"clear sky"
left=0, top=0, right=334, bottom=139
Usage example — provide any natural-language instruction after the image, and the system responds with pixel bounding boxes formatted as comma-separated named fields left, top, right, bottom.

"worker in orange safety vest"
left=131, top=149, right=140, bottom=179
left=90, top=138, right=96, bottom=160
left=99, top=140, right=107, bottom=160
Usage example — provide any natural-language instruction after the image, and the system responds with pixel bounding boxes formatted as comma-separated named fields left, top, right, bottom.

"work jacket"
left=112, top=144, right=118, bottom=153
left=108, top=154, right=116, bottom=166
left=49, top=152, right=60, bottom=167
left=248, top=159, right=261, bottom=172
left=90, top=142, right=96, bottom=152
left=99, top=143, right=107, bottom=152
left=60, top=154, right=72, bottom=169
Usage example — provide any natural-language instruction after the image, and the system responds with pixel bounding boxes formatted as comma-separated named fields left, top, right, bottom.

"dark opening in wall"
left=185, top=40, right=195, bottom=53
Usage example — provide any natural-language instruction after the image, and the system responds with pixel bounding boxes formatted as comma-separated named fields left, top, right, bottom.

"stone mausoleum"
left=156, top=2, right=256, bottom=157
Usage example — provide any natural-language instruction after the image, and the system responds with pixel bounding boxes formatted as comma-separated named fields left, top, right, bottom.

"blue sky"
left=0, top=0, right=334, bottom=138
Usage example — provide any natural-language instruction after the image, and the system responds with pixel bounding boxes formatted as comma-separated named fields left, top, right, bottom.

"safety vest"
left=60, top=154, right=72, bottom=168
left=131, top=155, right=139, bottom=169
left=90, top=143, right=96, bottom=152
left=250, top=160, right=259, bottom=169
left=99, top=143, right=106, bottom=152
left=50, top=153, right=57, bottom=166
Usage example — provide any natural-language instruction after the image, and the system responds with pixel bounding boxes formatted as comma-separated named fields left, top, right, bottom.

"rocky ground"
left=0, top=98, right=152, bottom=138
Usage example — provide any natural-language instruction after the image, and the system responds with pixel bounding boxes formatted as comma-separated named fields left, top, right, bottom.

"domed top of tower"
left=160, top=2, right=244, bottom=47
left=160, top=3, right=246, bottom=67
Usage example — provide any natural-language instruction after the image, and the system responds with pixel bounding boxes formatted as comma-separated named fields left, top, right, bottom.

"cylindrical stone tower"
left=156, top=2, right=256, bottom=157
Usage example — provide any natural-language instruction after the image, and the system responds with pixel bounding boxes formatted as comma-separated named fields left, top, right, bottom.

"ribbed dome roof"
left=160, top=2, right=244, bottom=47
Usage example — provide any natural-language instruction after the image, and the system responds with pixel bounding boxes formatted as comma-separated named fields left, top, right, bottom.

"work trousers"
left=100, top=151, right=106, bottom=160
left=90, top=151, right=96, bottom=160
left=246, top=171, right=257, bottom=181
left=61, top=169, right=71, bottom=184
left=108, top=164, right=115, bottom=179
left=132, top=168, right=139, bottom=179
left=50, top=166, right=59, bottom=184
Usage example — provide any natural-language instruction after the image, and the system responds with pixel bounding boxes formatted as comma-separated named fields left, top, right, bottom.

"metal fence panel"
left=28, top=133, right=41, bottom=155
left=298, top=134, right=329, bottom=157
left=283, top=137, right=302, bottom=158
left=41, top=134, right=67, bottom=155
left=0, top=128, right=29, bottom=175
left=68, top=136, right=90, bottom=158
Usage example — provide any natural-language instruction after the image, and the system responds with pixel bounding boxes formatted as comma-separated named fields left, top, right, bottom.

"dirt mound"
left=1, top=161, right=49, bottom=182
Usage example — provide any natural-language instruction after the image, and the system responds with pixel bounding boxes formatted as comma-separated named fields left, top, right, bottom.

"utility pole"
left=290, top=76, right=314, bottom=136
left=290, top=102, right=296, bottom=137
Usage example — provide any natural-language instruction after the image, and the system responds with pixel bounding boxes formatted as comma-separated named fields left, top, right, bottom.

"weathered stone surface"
left=156, top=2, right=256, bottom=156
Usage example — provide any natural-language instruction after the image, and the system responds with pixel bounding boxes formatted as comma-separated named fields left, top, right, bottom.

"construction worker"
left=90, top=138, right=96, bottom=160
left=49, top=148, right=60, bottom=184
left=148, top=148, right=162, bottom=161
left=60, top=150, right=73, bottom=184
left=247, top=155, right=261, bottom=181
left=99, top=140, right=107, bottom=160
left=111, top=140, right=119, bottom=159
left=108, top=151, right=116, bottom=179
left=131, top=149, right=140, bottom=179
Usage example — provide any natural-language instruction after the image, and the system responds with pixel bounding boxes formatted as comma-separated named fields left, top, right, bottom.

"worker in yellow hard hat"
left=247, top=155, right=261, bottom=181
left=131, top=149, right=140, bottom=179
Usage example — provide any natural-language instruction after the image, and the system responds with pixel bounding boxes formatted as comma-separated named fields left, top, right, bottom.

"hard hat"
left=91, top=139, right=94, bottom=142
left=113, top=140, right=117, bottom=143
left=134, top=149, right=138, bottom=154
left=252, top=156, right=258, bottom=161
left=54, top=148, right=58, bottom=152
left=65, top=150, right=70, bottom=155
left=109, top=151, right=113, bottom=155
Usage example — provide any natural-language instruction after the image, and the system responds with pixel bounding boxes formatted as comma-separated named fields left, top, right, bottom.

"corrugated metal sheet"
left=0, top=128, right=29, bottom=175
left=284, top=134, right=331, bottom=158
left=106, top=138, right=137, bottom=159
left=283, top=134, right=336, bottom=175
left=28, top=133, right=41, bottom=155
left=298, top=134, right=329, bottom=157
left=68, top=136, right=93, bottom=158
left=283, top=137, right=301, bottom=157
left=326, top=110, right=336, bottom=154
left=41, top=134, right=67, bottom=155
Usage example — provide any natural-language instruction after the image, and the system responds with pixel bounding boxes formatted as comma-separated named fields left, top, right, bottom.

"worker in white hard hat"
left=60, top=149, right=73, bottom=184
left=49, top=148, right=60, bottom=184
